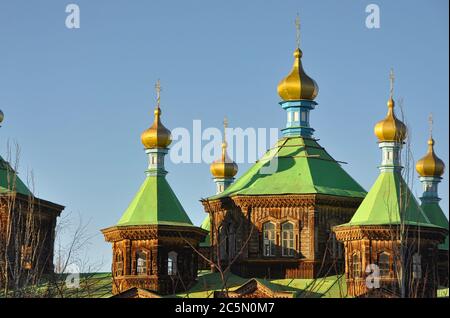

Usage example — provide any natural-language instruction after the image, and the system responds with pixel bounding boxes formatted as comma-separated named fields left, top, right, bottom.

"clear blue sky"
left=0, top=0, right=448, bottom=271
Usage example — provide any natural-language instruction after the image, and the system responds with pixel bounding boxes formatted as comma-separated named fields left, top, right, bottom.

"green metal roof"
left=208, top=136, right=366, bottom=200
left=0, top=155, right=32, bottom=196
left=421, top=202, right=449, bottom=250
left=176, top=271, right=348, bottom=298
left=199, top=216, right=211, bottom=247
left=117, top=175, right=194, bottom=227
left=338, top=171, right=439, bottom=228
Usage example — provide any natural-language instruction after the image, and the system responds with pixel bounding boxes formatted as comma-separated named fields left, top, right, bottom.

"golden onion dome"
left=374, top=97, right=407, bottom=142
left=210, top=142, right=238, bottom=179
left=277, top=48, right=319, bottom=101
left=416, top=137, right=445, bottom=177
left=141, top=106, right=172, bottom=149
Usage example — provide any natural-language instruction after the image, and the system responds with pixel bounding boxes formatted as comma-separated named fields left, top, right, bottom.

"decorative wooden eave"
left=0, top=192, right=65, bottom=219
left=101, top=224, right=208, bottom=243
left=200, top=197, right=236, bottom=213
left=201, top=193, right=362, bottom=212
left=334, top=224, right=448, bottom=243
left=314, top=193, right=363, bottom=209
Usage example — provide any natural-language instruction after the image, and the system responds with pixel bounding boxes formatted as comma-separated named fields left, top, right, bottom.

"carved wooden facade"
left=202, top=194, right=363, bottom=279
left=0, top=193, right=64, bottom=287
left=334, top=225, right=448, bottom=298
left=102, top=224, right=207, bottom=295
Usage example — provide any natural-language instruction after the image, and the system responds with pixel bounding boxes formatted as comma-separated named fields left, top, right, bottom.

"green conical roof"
left=421, top=202, right=449, bottom=250
left=338, top=171, right=439, bottom=228
left=199, top=216, right=211, bottom=247
left=208, top=136, right=366, bottom=200
left=0, top=155, right=32, bottom=196
left=117, top=175, right=194, bottom=227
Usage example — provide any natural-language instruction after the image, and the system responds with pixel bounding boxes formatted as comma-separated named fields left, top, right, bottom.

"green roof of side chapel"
left=207, top=136, right=366, bottom=200
left=337, top=171, right=441, bottom=229
left=117, top=175, right=194, bottom=227
left=421, top=201, right=449, bottom=250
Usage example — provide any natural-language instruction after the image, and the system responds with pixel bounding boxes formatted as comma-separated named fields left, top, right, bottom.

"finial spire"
left=222, top=116, right=229, bottom=162
left=155, top=79, right=162, bottom=108
left=295, top=13, right=301, bottom=48
left=389, top=68, right=395, bottom=99
left=428, top=113, right=433, bottom=139
left=223, top=116, right=228, bottom=144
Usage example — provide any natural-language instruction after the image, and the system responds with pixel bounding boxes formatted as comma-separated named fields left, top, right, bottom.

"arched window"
left=352, top=251, right=361, bottom=278
left=263, top=222, right=276, bottom=256
left=136, top=250, right=147, bottom=275
left=412, top=253, right=422, bottom=279
left=115, top=251, right=123, bottom=276
left=378, top=252, right=390, bottom=277
left=168, top=251, right=178, bottom=276
left=281, top=222, right=294, bottom=257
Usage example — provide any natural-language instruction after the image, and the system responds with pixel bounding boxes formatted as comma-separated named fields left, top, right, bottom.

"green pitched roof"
left=117, top=175, right=193, bottom=227
left=421, top=202, right=449, bottom=250
left=176, top=271, right=347, bottom=298
left=0, top=155, right=32, bottom=196
left=339, top=171, right=439, bottom=228
left=208, top=136, right=366, bottom=200
left=199, top=216, right=211, bottom=247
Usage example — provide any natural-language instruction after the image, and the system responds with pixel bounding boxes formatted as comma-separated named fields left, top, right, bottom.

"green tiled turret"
left=337, top=76, right=442, bottom=231
left=116, top=82, right=193, bottom=228
left=416, top=132, right=448, bottom=250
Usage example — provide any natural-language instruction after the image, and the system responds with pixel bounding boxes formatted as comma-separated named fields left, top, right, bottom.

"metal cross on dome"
left=389, top=68, right=395, bottom=98
left=428, top=113, right=433, bottom=138
left=155, top=79, right=162, bottom=107
left=295, top=13, right=301, bottom=48
left=223, top=116, right=228, bottom=144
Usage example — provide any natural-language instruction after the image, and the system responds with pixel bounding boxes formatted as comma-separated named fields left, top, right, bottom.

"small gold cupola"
left=374, top=69, right=407, bottom=143
left=277, top=15, right=319, bottom=101
left=210, top=118, right=238, bottom=179
left=141, top=80, right=172, bottom=149
left=416, top=115, right=445, bottom=178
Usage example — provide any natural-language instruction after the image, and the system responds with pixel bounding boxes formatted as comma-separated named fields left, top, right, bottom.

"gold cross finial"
left=295, top=13, right=301, bottom=48
left=428, top=113, right=433, bottom=138
left=389, top=68, right=395, bottom=98
left=223, top=116, right=228, bottom=143
left=155, top=79, right=162, bottom=107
